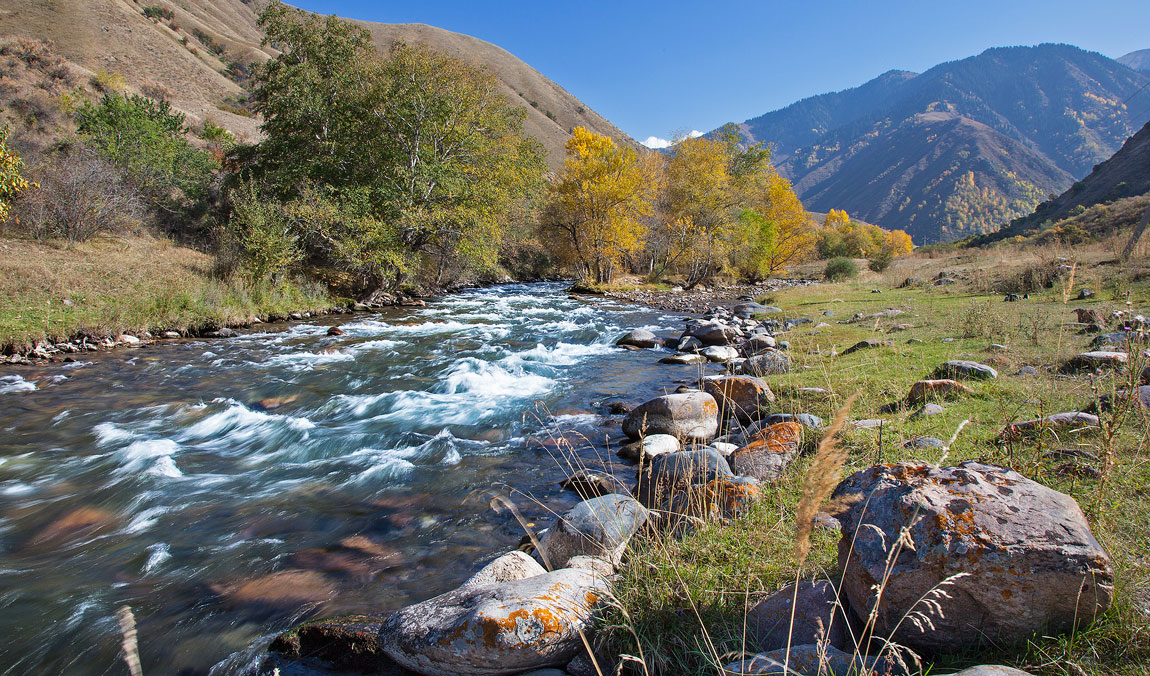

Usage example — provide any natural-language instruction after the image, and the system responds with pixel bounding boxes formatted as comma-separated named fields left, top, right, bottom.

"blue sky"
left=289, top=1, right=1150, bottom=147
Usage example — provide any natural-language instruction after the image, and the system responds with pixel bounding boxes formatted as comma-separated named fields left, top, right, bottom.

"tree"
left=731, top=166, right=812, bottom=278
left=543, top=127, right=656, bottom=284
left=0, top=126, right=30, bottom=222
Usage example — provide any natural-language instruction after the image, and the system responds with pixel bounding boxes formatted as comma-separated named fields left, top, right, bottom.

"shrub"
left=224, top=180, right=302, bottom=280
left=0, top=126, right=31, bottom=222
left=18, top=147, right=142, bottom=243
left=824, top=256, right=858, bottom=281
left=140, top=82, right=174, bottom=102
left=867, top=249, right=894, bottom=272
left=142, top=6, right=174, bottom=21
left=191, top=28, right=226, bottom=56
left=90, top=68, right=125, bottom=93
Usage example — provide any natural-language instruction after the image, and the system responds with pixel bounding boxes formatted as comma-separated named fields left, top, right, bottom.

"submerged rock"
left=832, top=461, right=1113, bottom=652
left=622, top=392, right=719, bottom=441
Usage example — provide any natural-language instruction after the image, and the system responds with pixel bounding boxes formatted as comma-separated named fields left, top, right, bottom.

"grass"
left=0, top=233, right=332, bottom=349
left=592, top=243, right=1150, bottom=675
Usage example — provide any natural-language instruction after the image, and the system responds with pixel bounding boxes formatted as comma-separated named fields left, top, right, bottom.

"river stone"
left=616, top=329, right=662, bottom=349
left=622, top=392, right=719, bottom=441
left=536, top=494, right=648, bottom=569
left=663, top=475, right=761, bottom=522
left=760, top=412, right=824, bottom=430
left=676, top=335, right=704, bottom=352
left=742, top=335, right=778, bottom=356
left=728, top=422, right=803, bottom=481
left=617, top=433, right=680, bottom=462
left=464, top=551, right=547, bottom=588
left=1062, top=351, right=1128, bottom=373
left=711, top=441, right=738, bottom=456
left=379, top=567, right=608, bottom=676
left=702, top=345, right=739, bottom=363
left=841, top=338, right=893, bottom=356
left=722, top=645, right=904, bottom=676
left=734, top=302, right=774, bottom=318
left=686, top=321, right=742, bottom=346
left=559, top=471, right=625, bottom=499
left=659, top=352, right=707, bottom=365
left=737, top=351, right=791, bottom=376
left=1000, top=412, right=1100, bottom=441
left=702, top=375, right=775, bottom=422
left=932, top=360, right=998, bottom=381
left=269, top=614, right=400, bottom=674
left=832, top=461, right=1114, bottom=652
left=747, top=581, right=853, bottom=652
left=635, top=448, right=733, bottom=509
left=906, top=379, right=973, bottom=405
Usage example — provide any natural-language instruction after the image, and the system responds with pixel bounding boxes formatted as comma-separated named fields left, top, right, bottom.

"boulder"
left=747, top=581, right=853, bottom=652
left=832, top=461, right=1113, bottom=652
left=379, top=565, right=608, bottom=676
left=269, top=614, right=399, bottom=674
left=932, top=360, right=998, bottom=381
left=728, top=422, right=803, bottom=481
left=702, top=346, right=739, bottom=363
left=659, top=352, right=707, bottom=365
left=685, top=322, right=741, bottom=346
left=635, top=448, right=732, bottom=509
left=841, top=339, right=893, bottom=356
left=463, top=551, right=547, bottom=588
left=1061, top=351, right=1128, bottom=373
left=559, top=472, right=627, bottom=499
left=1000, top=412, right=1100, bottom=441
left=759, top=413, right=823, bottom=430
left=906, top=379, right=973, bottom=406
left=536, top=494, right=648, bottom=569
left=662, top=475, right=761, bottom=522
left=676, top=336, right=704, bottom=352
left=616, top=329, right=662, bottom=349
left=617, top=433, right=680, bottom=462
left=622, top=393, right=719, bottom=441
left=737, top=351, right=791, bottom=376
left=742, top=335, right=778, bottom=356
left=702, top=375, right=775, bottom=422
left=722, top=645, right=904, bottom=676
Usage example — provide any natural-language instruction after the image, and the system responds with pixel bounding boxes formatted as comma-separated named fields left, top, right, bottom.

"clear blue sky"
left=289, top=1, right=1150, bottom=147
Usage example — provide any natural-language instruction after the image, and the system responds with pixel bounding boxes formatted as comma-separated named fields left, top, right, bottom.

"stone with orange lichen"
left=622, top=391, right=719, bottom=441
left=832, top=461, right=1113, bottom=652
left=634, top=447, right=732, bottom=509
left=906, top=379, right=973, bottom=406
left=702, top=375, right=775, bottom=423
left=727, top=422, right=803, bottom=481
left=378, top=568, right=609, bottom=676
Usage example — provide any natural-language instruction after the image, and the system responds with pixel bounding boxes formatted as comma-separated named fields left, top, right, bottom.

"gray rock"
left=616, top=329, right=662, bottom=349
left=1091, top=332, right=1129, bottom=348
left=702, top=345, right=739, bottom=363
left=617, top=433, right=680, bottom=462
left=464, top=551, right=546, bottom=589
left=622, top=392, right=719, bottom=441
left=841, top=339, right=893, bottom=356
left=747, top=581, right=853, bottom=652
left=1062, top=351, right=1127, bottom=373
left=737, top=351, right=791, bottom=376
left=742, top=335, right=778, bottom=356
left=676, top=335, right=704, bottom=352
left=851, top=418, right=884, bottom=429
left=910, top=403, right=945, bottom=418
left=635, top=448, right=732, bottom=509
left=728, top=422, right=803, bottom=481
left=944, top=667, right=1035, bottom=676
left=702, top=375, right=775, bottom=423
left=832, top=461, right=1113, bottom=652
left=1001, top=412, right=1099, bottom=440
left=760, top=412, right=823, bottom=429
left=379, top=567, right=608, bottom=676
left=933, top=360, right=998, bottom=381
left=1017, top=365, right=1039, bottom=376
left=536, top=494, right=648, bottom=569
left=722, top=644, right=904, bottom=676
left=659, top=352, right=706, bottom=365
left=902, top=436, right=944, bottom=450
left=686, top=321, right=742, bottom=346
left=1077, top=288, right=1094, bottom=299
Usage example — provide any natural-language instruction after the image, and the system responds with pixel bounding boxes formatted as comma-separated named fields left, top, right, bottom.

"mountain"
left=1118, top=49, right=1150, bottom=73
left=727, top=44, right=1150, bottom=243
left=971, top=118, right=1150, bottom=245
left=0, top=0, right=633, bottom=169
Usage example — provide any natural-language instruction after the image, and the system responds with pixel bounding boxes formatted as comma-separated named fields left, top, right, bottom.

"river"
left=0, top=283, right=697, bottom=675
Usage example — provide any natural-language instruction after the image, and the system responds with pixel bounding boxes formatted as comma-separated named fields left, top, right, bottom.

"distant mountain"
left=972, top=118, right=1150, bottom=245
left=0, top=0, right=634, bottom=169
left=1118, top=49, right=1150, bottom=73
left=725, top=44, right=1150, bottom=243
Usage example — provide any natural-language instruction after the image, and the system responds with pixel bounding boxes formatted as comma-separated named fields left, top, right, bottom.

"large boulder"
left=742, top=335, right=778, bottom=356
left=702, top=345, right=739, bottom=363
left=722, top=645, right=904, bottom=676
left=615, top=329, right=662, bottom=349
left=747, top=581, right=854, bottom=652
left=832, top=461, right=1113, bottom=652
left=906, top=379, right=973, bottom=406
left=932, top=360, right=998, bottom=381
left=685, top=321, right=742, bottom=346
left=702, top=375, right=775, bottom=422
left=727, top=422, right=803, bottom=481
left=1061, top=351, right=1128, bottom=373
left=737, top=351, right=791, bottom=376
left=379, top=560, right=608, bottom=676
left=635, top=448, right=732, bottom=509
left=622, top=392, right=719, bottom=441
left=536, top=494, right=648, bottom=569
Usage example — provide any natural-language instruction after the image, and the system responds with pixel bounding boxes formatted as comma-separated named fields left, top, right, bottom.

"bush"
left=18, top=148, right=142, bottom=244
left=0, top=126, right=30, bottom=222
left=89, top=68, right=125, bottom=93
left=824, top=256, right=858, bottom=281
left=142, top=6, right=174, bottom=21
left=867, top=250, right=894, bottom=272
left=223, top=180, right=301, bottom=280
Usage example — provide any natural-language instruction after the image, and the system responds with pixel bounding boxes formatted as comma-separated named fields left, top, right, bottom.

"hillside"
left=0, top=0, right=634, bottom=169
left=726, top=44, right=1150, bottom=244
left=1119, top=48, right=1150, bottom=73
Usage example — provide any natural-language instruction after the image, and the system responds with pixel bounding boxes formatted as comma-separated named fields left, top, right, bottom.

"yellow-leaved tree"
left=0, top=126, right=31, bottom=222
left=543, top=127, right=657, bottom=284
left=731, top=167, right=814, bottom=279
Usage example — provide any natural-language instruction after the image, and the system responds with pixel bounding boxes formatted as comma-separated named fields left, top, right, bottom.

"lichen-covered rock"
left=616, top=329, right=662, bottom=349
left=841, top=338, right=893, bottom=356
left=622, top=392, right=719, bottom=441
left=379, top=567, right=609, bottom=676
left=728, top=422, right=803, bottom=481
left=663, top=475, right=761, bottom=522
left=747, top=581, right=853, bottom=652
left=635, top=448, right=732, bottom=509
left=832, top=461, right=1113, bottom=652
left=617, top=433, right=680, bottom=462
left=1000, top=412, right=1100, bottom=441
left=737, top=351, right=791, bottom=376
left=932, top=360, right=998, bottom=381
left=702, top=375, right=775, bottom=422
left=536, top=494, right=648, bottom=569
left=906, top=379, right=973, bottom=406
left=722, top=644, right=905, bottom=676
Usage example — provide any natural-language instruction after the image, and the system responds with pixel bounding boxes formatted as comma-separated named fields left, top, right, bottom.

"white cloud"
left=640, top=130, right=706, bottom=150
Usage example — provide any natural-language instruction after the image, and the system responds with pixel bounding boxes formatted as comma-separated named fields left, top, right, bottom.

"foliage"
left=0, top=126, right=31, bottom=222
left=542, top=126, right=656, bottom=283
left=245, top=2, right=545, bottom=292
left=142, top=6, right=174, bottom=21
left=77, top=92, right=216, bottom=216
left=824, top=256, right=858, bottom=281
left=89, top=68, right=125, bottom=93
left=224, top=179, right=301, bottom=280
left=17, top=147, right=141, bottom=244
left=816, top=209, right=914, bottom=267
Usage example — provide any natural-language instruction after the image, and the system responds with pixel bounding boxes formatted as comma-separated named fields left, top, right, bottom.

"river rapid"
left=0, top=283, right=696, bottom=675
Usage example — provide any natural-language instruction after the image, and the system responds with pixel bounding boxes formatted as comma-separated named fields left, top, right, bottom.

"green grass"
left=597, top=272, right=1150, bottom=675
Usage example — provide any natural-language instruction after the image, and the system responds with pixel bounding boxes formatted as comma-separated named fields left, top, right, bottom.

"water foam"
left=0, top=375, right=36, bottom=394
